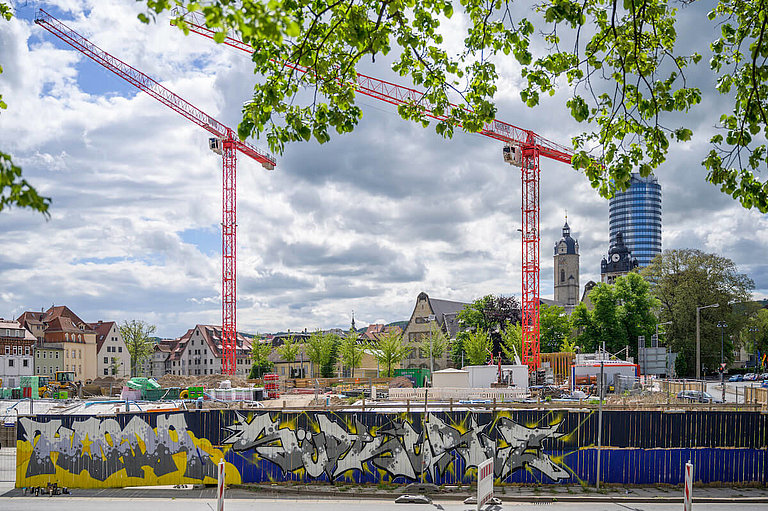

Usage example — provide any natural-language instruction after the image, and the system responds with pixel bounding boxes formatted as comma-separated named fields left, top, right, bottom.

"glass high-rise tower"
left=608, top=173, right=662, bottom=268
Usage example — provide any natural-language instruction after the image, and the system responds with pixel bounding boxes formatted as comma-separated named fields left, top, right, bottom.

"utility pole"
left=718, top=321, right=727, bottom=403
left=696, top=303, right=719, bottom=380
left=596, top=360, right=604, bottom=490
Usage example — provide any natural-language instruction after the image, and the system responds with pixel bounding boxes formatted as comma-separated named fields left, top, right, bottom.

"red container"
left=22, top=387, right=32, bottom=398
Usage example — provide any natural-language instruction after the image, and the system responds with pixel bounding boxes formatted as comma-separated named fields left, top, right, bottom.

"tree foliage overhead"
left=0, top=3, right=50, bottom=216
left=140, top=0, right=768, bottom=209
left=641, top=249, right=754, bottom=375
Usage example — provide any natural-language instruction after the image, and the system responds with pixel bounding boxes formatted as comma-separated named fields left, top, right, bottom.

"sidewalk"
left=2, top=482, right=767, bottom=503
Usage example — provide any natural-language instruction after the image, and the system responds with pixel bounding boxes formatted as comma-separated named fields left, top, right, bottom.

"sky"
left=1, top=0, right=767, bottom=339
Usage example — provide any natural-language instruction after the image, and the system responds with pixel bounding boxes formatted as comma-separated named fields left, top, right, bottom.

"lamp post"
left=748, top=327, right=759, bottom=369
left=696, top=303, right=719, bottom=380
left=717, top=321, right=727, bottom=403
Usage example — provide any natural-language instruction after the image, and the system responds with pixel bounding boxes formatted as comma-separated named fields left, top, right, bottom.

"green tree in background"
left=369, top=330, right=411, bottom=377
left=740, top=309, right=768, bottom=369
left=249, top=339, right=274, bottom=378
left=500, top=321, right=522, bottom=364
left=0, top=3, right=50, bottom=216
left=306, top=331, right=340, bottom=378
left=463, top=329, right=492, bottom=366
left=419, top=322, right=449, bottom=365
left=276, top=336, right=300, bottom=377
left=571, top=273, right=658, bottom=359
left=140, top=0, right=768, bottom=211
left=641, top=249, right=754, bottom=376
left=339, top=331, right=364, bottom=377
left=118, top=319, right=156, bottom=376
left=539, top=304, right=571, bottom=353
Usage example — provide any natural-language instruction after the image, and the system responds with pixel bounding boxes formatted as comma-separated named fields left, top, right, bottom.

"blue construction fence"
left=15, top=409, right=768, bottom=488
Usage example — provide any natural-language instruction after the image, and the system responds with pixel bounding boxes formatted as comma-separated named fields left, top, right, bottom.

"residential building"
left=609, top=172, right=662, bottom=267
left=600, top=232, right=639, bottom=284
left=17, top=306, right=98, bottom=381
left=141, top=340, right=175, bottom=378
left=178, top=325, right=252, bottom=379
left=553, top=219, right=579, bottom=314
left=0, top=319, right=36, bottom=387
left=33, top=342, right=64, bottom=376
left=401, top=292, right=468, bottom=370
left=88, top=321, right=130, bottom=378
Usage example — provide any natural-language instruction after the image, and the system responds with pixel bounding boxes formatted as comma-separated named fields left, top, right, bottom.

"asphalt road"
left=0, top=497, right=766, bottom=511
left=705, top=380, right=765, bottom=403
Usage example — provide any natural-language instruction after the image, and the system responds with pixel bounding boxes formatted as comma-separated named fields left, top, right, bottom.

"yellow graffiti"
left=15, top=423, right=242, bottom=489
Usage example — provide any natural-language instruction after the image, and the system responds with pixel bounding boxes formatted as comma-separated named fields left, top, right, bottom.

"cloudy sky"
left=1, top=0, right=767, bottom=339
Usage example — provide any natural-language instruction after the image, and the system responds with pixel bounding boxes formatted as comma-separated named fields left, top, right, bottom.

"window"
left=42, top=351, right=46, bottom=359
left=71, top=349, right=76, bottom=358
left=79, top=350, right=82, bottom=359
left=25, top=346, right=30, bottom=355
left=4, top=346, right=8, bottom=355
left=78, top=365, right=82, bottom=374
left=560, top=269, right=565, bottom=283
left=23, top=359, right=28, bottom=367
left=118, top=347, right=122, bottom=353
left=8, top=359, right=13, bottom=367
left=13, top=346, right=18, bottom=355
left=55, top=352, right=59, bottom=359
left=104, top=368, right=108, bottom=375
left=104, top=357, right=108, bottom=364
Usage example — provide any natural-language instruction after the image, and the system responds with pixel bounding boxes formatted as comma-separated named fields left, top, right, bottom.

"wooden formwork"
left=540, top=352, right=575, bottom=383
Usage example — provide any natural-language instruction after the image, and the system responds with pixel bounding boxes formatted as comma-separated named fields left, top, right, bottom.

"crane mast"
left=36, top=9, right=276, bottom=375
left=180, top=13, right=574, bottom=371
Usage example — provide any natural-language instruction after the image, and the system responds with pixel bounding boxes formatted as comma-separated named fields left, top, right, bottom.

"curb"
left=231, top=484, right=768, bottom=504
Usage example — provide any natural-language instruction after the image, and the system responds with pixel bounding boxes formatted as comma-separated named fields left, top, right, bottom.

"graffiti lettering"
left=222, top=412, right=569, bottom=483
left=19, top=414, right=218, bottom=482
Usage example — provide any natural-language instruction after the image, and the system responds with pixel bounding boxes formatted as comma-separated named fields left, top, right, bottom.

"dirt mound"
left=156, top=373, right=250, bottom=388
left=388, top=376, right=414, bottom=388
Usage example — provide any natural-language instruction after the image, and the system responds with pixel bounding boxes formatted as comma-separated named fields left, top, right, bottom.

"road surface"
left=0, top=496, right=765, bottom=511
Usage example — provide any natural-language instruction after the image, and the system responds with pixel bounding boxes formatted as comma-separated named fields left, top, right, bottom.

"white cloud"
left=0, top=0, right=766, bottom=340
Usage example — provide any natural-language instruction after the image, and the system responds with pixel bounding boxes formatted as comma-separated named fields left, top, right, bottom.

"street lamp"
left=718, top=321, right=727, bottom=402
left=748, top=327, right=759, bottom=369
left=696, top=303, right=719, bottom=379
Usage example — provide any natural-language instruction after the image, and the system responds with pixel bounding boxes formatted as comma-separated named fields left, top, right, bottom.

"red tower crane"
left=180, top=14, right=574, bottom=370
left=35, top=9, right=276, bottom=375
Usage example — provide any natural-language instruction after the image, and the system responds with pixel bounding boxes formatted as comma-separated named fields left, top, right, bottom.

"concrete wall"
left=16, top=409, right=768, bottom=488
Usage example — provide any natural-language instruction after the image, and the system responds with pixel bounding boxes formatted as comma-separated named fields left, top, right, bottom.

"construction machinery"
left=178, top=13, right=576, bottom=371
left=39, top=371, right=78, bottom=398
left=35, top=9, right=277, bottom=376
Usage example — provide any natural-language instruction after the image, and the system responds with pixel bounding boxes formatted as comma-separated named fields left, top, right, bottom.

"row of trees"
left=250, top=324, right=449, bottom=379
left=120, top=248, right=761, bottom=380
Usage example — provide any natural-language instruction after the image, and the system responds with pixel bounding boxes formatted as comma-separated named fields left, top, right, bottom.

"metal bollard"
left=217, top=460, right=225, bottom=511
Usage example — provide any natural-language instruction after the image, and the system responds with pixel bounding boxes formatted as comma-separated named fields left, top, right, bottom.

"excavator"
left=39, top=371, right=79, bottom=398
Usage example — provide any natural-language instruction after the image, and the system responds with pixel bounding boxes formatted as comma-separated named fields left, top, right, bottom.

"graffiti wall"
left=16, top=409, right=768, bottom=488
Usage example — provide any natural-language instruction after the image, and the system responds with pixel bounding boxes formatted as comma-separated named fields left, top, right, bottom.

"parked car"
left=759, top=372, right=768, bottom=381
left=676, top=390, right=723, bottom=403
left=728, top=374, right=743, bottom=382
left=743, top=373, right=757, bottom=381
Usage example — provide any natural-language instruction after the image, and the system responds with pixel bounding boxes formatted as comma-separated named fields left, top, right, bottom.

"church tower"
left=554, top=217, right=580, bottom=312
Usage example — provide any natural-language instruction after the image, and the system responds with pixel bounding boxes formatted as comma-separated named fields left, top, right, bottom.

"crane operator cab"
left=209, top=137, right=223, bottom=155
left=503, top=144, right=523, bottom=167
